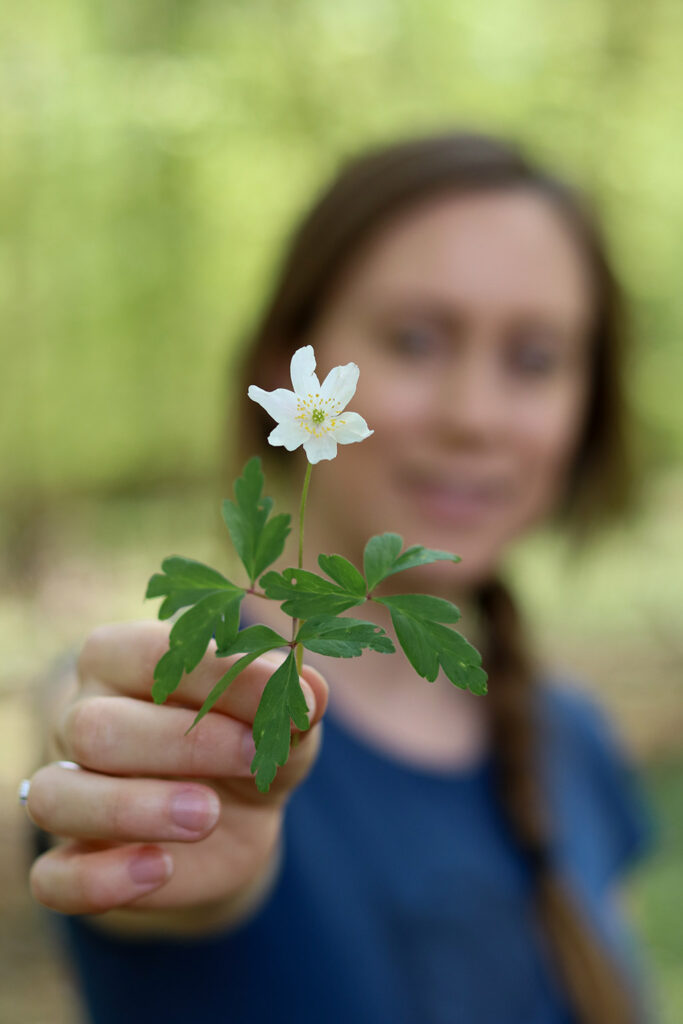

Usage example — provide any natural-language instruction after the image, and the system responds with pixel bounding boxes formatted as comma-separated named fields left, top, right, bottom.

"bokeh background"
left=1, top=2, right=681, bottom=1021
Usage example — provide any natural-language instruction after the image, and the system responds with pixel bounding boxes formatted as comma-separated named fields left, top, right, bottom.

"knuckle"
left=108, top=787, right=135, bottom=838
left=140, top=625, right=175, bottom=686
left=64, top=697, right=114, bottom=767
left=184, top=715, right=220, bottom=774
left=76, top=624, right=112, bottom=681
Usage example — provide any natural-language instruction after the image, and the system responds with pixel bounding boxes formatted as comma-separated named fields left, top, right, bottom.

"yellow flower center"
left=295, top=394, right=344, bottom=437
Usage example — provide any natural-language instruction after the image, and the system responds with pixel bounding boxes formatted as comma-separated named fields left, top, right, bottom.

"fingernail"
left=170, top=790, right=220, bottom=833
left=128, top=848, right=173, bottom=887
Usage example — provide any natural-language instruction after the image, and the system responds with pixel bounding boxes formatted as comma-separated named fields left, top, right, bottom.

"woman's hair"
left=230, top=131, right=641, bottom=1023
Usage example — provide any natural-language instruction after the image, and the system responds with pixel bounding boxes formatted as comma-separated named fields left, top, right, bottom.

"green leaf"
left=391, top=544, right=461, bottom=574
left=363, top=533, right=404, bottom=591
left=317, top=554, right=367, bottom=597
left=260, top=568, right=366, bottom=618
left=150, top=589, right=245, bottom=703
left=150, top=648, right=186, bottom=703
left=146, top=556, right=242, bottom=620
left=249, top=651, right=311, bottom=793
left=375, top=595, right=488, bottom=696
left=186, top=630, right=290, bottom=731
left=216, top=625, right=288, bottom=656
left=222, top=457, right=291, bottom=584
left=374, top=592, right=461, bottom=623
left=296, top=615, right=395, bottom=658
left=363, top=533, right=461, bottom=592
left=186, top=651, right=264, bottom=729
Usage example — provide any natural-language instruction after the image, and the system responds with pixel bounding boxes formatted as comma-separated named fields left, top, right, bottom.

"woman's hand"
left=25, top=621, right=328, bottom=932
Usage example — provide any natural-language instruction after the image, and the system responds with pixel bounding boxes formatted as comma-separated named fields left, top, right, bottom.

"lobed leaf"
left=260, top=568, right=365, bottom=618
left=317, top=554, right=367, bottom=597
left=363, top=533, right=404, bottom=591
left=375, top=595, right=487, bottom=695
left=186, top=630, right=289, bottom=731
left=391, top=544, right=461, bottom=574
left=375, top=592, right=461, bottom=623
left=216, top=624, right=288, bottom=656
left=150, top=589, right=245, bottom=703
left=363, top=533, right=461, bottom=592
left=221, top=457, right=291, bottom=584
left=249, top=651, right=311, bottom=792
left=146, top=555, right=241, bottom=620
left=186, top=651, right=264, bottom=730
left=296, top=615, right=395, bottom=658
left=151, top=648, right=186, bottom=703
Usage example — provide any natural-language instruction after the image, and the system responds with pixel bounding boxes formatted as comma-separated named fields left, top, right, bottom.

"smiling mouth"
left=400, top=474, right=509, bottom=525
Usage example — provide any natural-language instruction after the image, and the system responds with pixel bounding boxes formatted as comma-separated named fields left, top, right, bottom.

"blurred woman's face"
left=296, top=189, right=594, bottom=592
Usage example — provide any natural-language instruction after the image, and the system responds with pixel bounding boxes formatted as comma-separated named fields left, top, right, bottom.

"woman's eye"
left=508, top=345, right=559, bottom=374
left=386, top=324, right=443, bottom=358
left=506, top=327, right=566, bottom=375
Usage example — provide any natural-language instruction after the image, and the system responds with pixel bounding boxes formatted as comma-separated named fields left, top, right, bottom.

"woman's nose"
left=432, top=348, right=505, bottom=442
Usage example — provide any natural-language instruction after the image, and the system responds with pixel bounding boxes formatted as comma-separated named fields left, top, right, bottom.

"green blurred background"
left=1, top=2, right=681, bottom=1022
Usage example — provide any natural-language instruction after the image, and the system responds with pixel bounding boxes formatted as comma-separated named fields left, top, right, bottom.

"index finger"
left=77, top=621, right=328, bottom=727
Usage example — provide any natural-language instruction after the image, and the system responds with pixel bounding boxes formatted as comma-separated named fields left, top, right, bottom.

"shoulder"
left=535, top=673, right=620, bottom=753
left=534, top=673, right=657, bottom=882
left=535, top=671, right=634, bottom=770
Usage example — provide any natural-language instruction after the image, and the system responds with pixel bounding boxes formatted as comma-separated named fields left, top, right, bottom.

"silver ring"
left=17, top=778, right=31, bottom=806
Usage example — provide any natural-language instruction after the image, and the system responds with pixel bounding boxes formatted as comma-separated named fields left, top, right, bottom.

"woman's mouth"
left=402, top=475, right=508, bottom=527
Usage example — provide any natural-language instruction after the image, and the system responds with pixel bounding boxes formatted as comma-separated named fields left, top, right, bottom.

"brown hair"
left=230, top=131, right=641, bottom=1023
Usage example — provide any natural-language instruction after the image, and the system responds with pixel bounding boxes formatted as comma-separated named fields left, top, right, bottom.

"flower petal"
left=267, top=421, right=309, bottom=451
left=303, top=434, right=338, bottom=463
left=331, top=411, right=373, bottom=445
left=247, top=385, right=298, bottom=423
left=290, top=346, right=320, bottom=396
left=319, top=363, right=359, bottom=411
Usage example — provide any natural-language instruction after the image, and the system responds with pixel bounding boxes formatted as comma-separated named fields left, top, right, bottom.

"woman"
left=24, top=132, right=655, bottom=1024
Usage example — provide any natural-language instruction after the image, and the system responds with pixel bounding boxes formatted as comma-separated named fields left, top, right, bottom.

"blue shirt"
left=40, top=680, right=655, bottom=1024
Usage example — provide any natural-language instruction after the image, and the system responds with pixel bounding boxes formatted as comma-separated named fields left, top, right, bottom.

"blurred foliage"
left=635, top=758, right=683, bottom=1024
left=1, top=0, right=682, bottom=501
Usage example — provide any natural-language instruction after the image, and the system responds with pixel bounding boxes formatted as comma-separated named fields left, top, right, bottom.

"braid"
left=477, top=577, right=643, bottom=1024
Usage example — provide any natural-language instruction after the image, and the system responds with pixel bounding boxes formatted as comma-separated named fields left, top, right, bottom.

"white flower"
left=247, top=345, right=373, bottom=464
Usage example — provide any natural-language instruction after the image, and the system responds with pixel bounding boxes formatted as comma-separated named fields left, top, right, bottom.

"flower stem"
left=298, top=461, right=312, bottom=570
left=292, top=461, right=312, bottom=674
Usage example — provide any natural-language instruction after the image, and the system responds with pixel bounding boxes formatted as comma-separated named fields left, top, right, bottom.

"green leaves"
left=375, top=593, right=488, bottom=696
left=363, top=533, right=461, bottom=591
left=250, top=651, right=311, bottom=793
left=215, top=624, right=288, bottom=657
left=260, top=568, right=366, bottom=617
left=145, top=557, right=245, bottom=703
left=317, top=553, right=367, bottom=597
left=187, top=626, right=288, bottom=732
left=222, top=457, right=291, bottom=585
left=181, top=625, right=308, bottom=793
left=146, top=461, right=488, bottom=795
left=296, top=616, right=395, bottom=657
left=145, top=456, right=290, bottom=713
left=146, top=556, right=242, bottom=620
left=261, top=534, right=462, bottom=617
left=363, top=533, right=403, bottom=590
